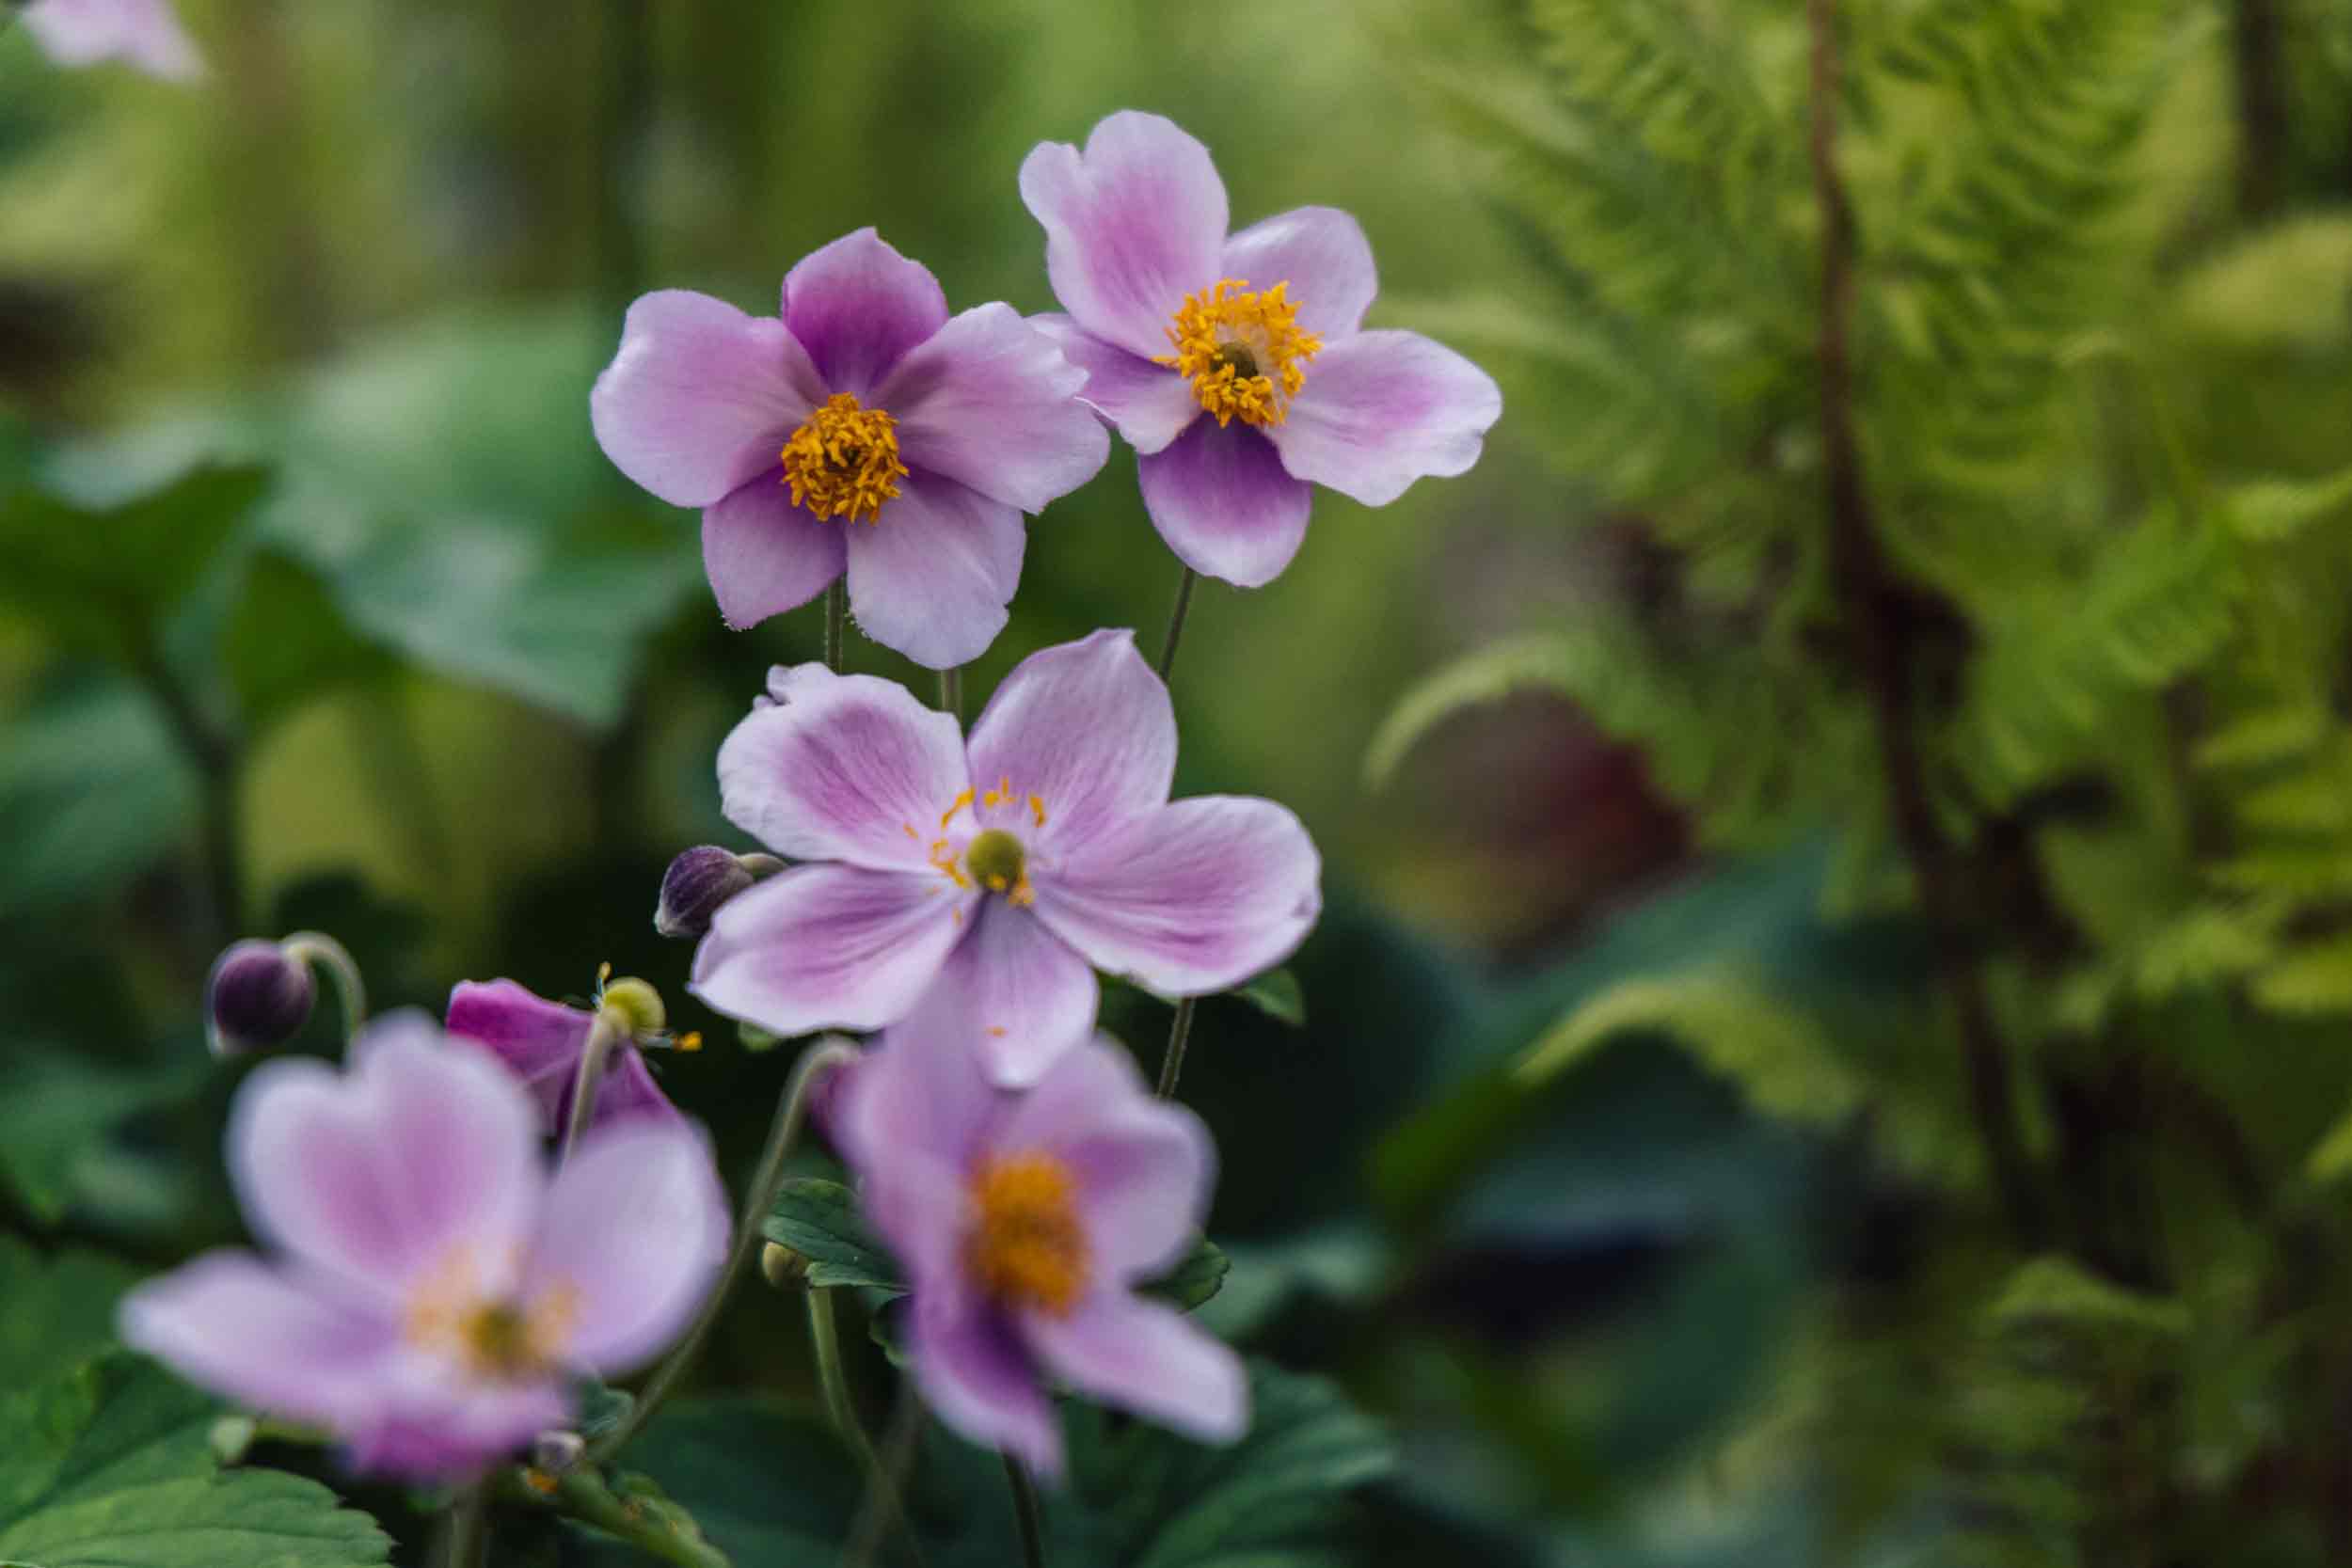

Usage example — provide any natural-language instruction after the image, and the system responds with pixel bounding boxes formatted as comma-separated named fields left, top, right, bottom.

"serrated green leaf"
left=759, top=1180, right=902, bottom=1293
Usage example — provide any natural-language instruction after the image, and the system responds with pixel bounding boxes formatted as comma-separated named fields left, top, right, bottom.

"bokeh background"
left=8, top=0, right=2352, bottom=1563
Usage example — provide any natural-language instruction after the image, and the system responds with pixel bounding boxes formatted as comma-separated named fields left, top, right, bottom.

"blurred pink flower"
left=19, top=0, right=203, bottom=80
left=445, top=977, right=687, bottom=1136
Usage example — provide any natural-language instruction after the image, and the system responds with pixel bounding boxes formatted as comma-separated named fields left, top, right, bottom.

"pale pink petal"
left=782, top=229, right=950, bottom=399
left=21, top=0, right=204, bottom=80
left=717, top=662, right=968, bottom=870
left=1268, top=329, right=1502, bottom=507
left=591, top=290, right=825, bottom=507
left=996, top=1038, right=1213, bottom=1282
left=691, top=863, right=972, bottom=1037
left=1023, top=1292, right=1247, bottom=1447
left=1029, top=313, right=1201, bottom=456
left=843, top=470, right=1025, bottom=670
left=964, top=628, right=1175, bottom=861
left=876, top=303, right=1110, bottom=514
left=702, top=467, right=848, bottom=629
left=915, top=901, right=1101, bottom=1090
left=1220, top=207, right=1377, bottom=341
left=834, top=1017, right=997, bottom=1287
left=344, top=1373, right=574, bottom=1483
left=1033, top=796, right=1321, bottom=997
left=118, top=1252, right=400, bottom=1432
left=1019, top=111, right=1229, bottom=360
left=528, top=1121, right=729, bottom=1373
left=587, top=1047, right=689, bottom=1131
left=1136, top=418, right=1312, bottom=589
left=913, top=1287, right=1064, bottom=1479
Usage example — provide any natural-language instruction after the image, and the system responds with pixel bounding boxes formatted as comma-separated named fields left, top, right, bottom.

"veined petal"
left=844, top=470, right=1025, bottom=670
left=1020, top=111, right=1229, bottom=361
left=1033, top=796, right=1321, bottom=997
left=443, top=978, right=590, bottom=1131
left=119, top=1253, right=401, bottom=1433
left=1220, top=207, right=1377, bottom=341
left=581, top=1047, right=689, bottom=1131
left=965, top=628, right=1175, bottom=862
left=691, top=863, right=971, bottom=1037
left=879, top=303, right=1111, bottom=514
left=1136, top=418, right=1312, bottom=589
left=1023, top=1292, right=1247, bottom=1447
left=916, top=901, right=1101, bottom=1089
left=1267, top=329, right=1502, bottom=506
left=702, top=467, right=848, bottom=630
left=529, top=1120, right=729, bottom=1374
left=782, top=229, right=950, bottom=399
left=1029, top=313, right=1200, bottom=456
left=912, top=1288, right=1064, bottom=1479
left=718, top=661, right=968, bottom=870
left=997, top=1037, right=1213, bottom=1282
left=591, top=290, right=824, bottom=508
left=835, top=1013, right=997, bottom=1284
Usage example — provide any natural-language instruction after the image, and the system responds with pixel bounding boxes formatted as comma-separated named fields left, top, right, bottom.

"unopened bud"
left=655, top=847, right=777, bottom=939
left=761, top=1241, right=810, bottom=1290
left=532, top=1429, right=586, bottom=1477
left=206, top=940, right=315, bottom=1057
left=209, top=1414, right=258, bottom=1465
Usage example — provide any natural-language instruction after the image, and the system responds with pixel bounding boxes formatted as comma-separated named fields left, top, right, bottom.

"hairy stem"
left=939, top=665, right=963, bottom=721
left=587, top=1040, right=856, bottom=1464
left=495, top=1467, right=728, bottom=1568
left=280, top=931, right=369, bottom=1050
left=825, top=579, right=848, bottom=674
left=1156, top=565, right=1199, bottom=682
left=1001, top=1453, right=1047, bottom=1568
left=1154, top=996, right=1197, bottom=1101
left=1804, top=0, right=2042, bottom=1244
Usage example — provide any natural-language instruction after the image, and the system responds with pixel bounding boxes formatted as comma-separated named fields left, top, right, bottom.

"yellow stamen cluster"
left=966, top=1151, right=1090, bottom=1315
left=1156, top=278, right=1322, bottom=428
left=780, top=391, right=908, bottom=524
left=911, top=782, right=1045, bottom=906
left=405, top=1250, right=577, bottom=1384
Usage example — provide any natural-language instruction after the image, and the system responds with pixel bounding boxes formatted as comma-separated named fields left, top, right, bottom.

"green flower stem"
left=938, top=665, right=963, bottom=720
left=825, top=579, right=848, bottom=674
left=587, top=1039, right=857, bottom=1465
left=1001, top=1452, right=1047, bottom=1568
left=441, top=1483, right=490, bottom=1568
left=845, top=1386, right=928, bottom=1568
left=1154, top=996, right=1197, bottom=1101
left=559, top=1008, right=629, bottom=1164
left=807, top=1287, right=878, bottom=1470
left=493, top=1466, right=729, bottom=1568
left=1156, top=566, right=1198, bottom=682
left=279, top=931, right=368, bottom=1053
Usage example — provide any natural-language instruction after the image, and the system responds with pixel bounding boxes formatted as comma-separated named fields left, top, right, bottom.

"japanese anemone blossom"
left=119, top=1014, right=728, bottom=1481
left=834, top=987, right=1246, bottom=1478
left=1021, top=111, right=1502, bottom=588
left=590, top=228, right=1111, bottom=669
left=18, top=0, right=204, bottom=79
left=445, top=976, right=689, bottom=1136
left=691, top=628, right=1321, bottom=1087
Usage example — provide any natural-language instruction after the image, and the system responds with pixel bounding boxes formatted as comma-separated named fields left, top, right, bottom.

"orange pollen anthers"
left=780, top=391, right=909, bottom=524
left=404, top=1249, right=577, bottom=1384
left=965, top=1151, right=1090, bottom=1315
left=1156, top=277, right=1322, bottom=428
left=912, top=782, right=1044, bottom=906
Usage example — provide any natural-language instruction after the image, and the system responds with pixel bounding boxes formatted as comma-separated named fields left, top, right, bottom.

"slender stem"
left=587, top=1040, right=856, bottom=1464
left=825, top=580, right=848, bottom=674
left=806, top=1288, right=879, bottom=1470
left=844, top=1385, right=927, bottom=1568
left=1155, top=566, right=1198, bottom=683
left=1804, top=0, right=2042, bottom=1244
left=938, top=665, right=962, bottom=721
left=1001, top=1453, right=1047, bottom=1568
left=2230, top=0, right=2289, bottom=218
left=279, top=931, right=367, bottom=1051
left=442, top=1484, right=489, bottom=1568
left=560, top=1009, right=628, bottom=1164
left=1154, top=997, right=1197, bottom=1101
left=494, top=1467, right=729, bottom=1568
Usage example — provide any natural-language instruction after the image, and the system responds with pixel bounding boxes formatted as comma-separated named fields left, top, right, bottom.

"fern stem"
left=1804, top=0, right=2043, bottom=1247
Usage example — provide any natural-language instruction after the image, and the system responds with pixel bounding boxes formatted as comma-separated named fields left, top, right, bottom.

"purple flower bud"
left=205, top=940, right=315, bottom=1057
left=654, top=847, right=764, bottom=940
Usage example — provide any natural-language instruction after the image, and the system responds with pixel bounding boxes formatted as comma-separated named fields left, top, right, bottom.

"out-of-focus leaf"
left=2218, top=467, right=2352, bottom=545
left=0, top=1351, right=391, bottom=1567
left=1127, top=967, right=1307, bottom=1027
left=1140, top=1239, right=1231, bottom=1312
left=0, top=672, right=196, bottom=921
left=0, top=465, right=270, bottom=665
left=0, top=1046, right=207, bottom=1223
left=1365, top=633, right=1589, bottom=786
left=557, top=1400, right=857, bottom=1566
left=0, top=1237, right=138, bottom=1387
left=222, top=548, right=393, bottom=735
left=759, top=1179, right=901, bottom=1293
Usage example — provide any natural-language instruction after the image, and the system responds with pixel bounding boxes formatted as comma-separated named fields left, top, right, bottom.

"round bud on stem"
left=205, top=940, right=316, bottom=1058
left=532, top=1429, right=586, bottom=1477
left=760, top=1242, right=810, bottom=1291
left=654, top=847, right=780, bottom=940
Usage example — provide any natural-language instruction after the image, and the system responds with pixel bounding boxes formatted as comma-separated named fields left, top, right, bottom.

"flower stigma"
left=780, top=391, right=908, bottom=524
left=405, top=1250, right=578, bottom=1384
left=965, top=1151, right=1090, bottom=1315
left=1158, top=277, right=1322, bottom=428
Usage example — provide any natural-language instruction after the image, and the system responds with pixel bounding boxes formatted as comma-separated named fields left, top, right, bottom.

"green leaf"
left=0, top=1047, right=206, bottom=1225
left=1365, top=633, right=1588, bottom=787
left=2253, top=932, right=2352, bottom=1015
left=0, top=465, right=270, bottom=666
left=759, top=1180, right=902, bottom=1293
left=222, top=548, right=392, bottom=735
left=1232, top=969, right=1306, bottom=1028
left=0, top=1239, right=138, bottom=1390
left=2308, top=1101, right=2352, bottom=1184
left=1986, top=1256, right=2188, bottom=1344
left=0, top=1351, right=390, bottom=1568
left=557, top=1400, right=859, bottom=1566
left=0, top=673, right=197, bottom=922
left=1141, top=1239, right=1230, bottom=1313
left=2218, top=467, right=2352, bottom=545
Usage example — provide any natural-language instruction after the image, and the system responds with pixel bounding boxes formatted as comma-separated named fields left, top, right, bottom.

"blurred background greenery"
left=9, top=0, right=2352, bottom=1563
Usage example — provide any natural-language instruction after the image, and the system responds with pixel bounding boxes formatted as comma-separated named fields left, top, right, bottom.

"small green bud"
left=761, top=1242, right=810, bottom=1290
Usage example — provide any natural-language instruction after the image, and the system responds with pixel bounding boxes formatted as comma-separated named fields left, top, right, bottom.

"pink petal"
left=690, top=863, right=972, bottom=1037
left=1220, top=207, right=1378, bottom=341
left=118, top=1252, right=401, bottom=1432
left=529, top=1120, right=729, bottom=1374
left=843, top=470, right=1025, bottom=670
left=230, top=1015, right=544, bottom=1299
left=996, top=1037, right=1213, bottom=1282
left=912, top=1287, right=1064, bottom=1479
left=343, top=1375, right=575, bottom=1483
left=1136, top=418, right=1312, bottom=589
left=591, top=290, right=825, bottom=508
left=1029, top=313, right=1201, bottom=456
left=917, top=901, right=1101, bottom=1090
left=701, top=467, right=849, bottom=630
left=964, top=628, right=1175, bottom=862
left=1033, top=796, right=1321, bottom=997
left=1019, top=111, right=1229, bottom=361
left=834, top=1015, right=997, bottom=1286
left=21, top=0, right=204, bottom=80
left=587, top=1047, right=689, bottom=1131
left=1268, top=329, right=1502, bottom=507
left=1022, top=1292, right=1247, bottom=1447
left=444, top=977, right=589, bottom=1129
left=782, top=229, right=950, bottom=399
left=877, top=303, right=1111, bottom=514
left=717, top=661, right=969, bottom=870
